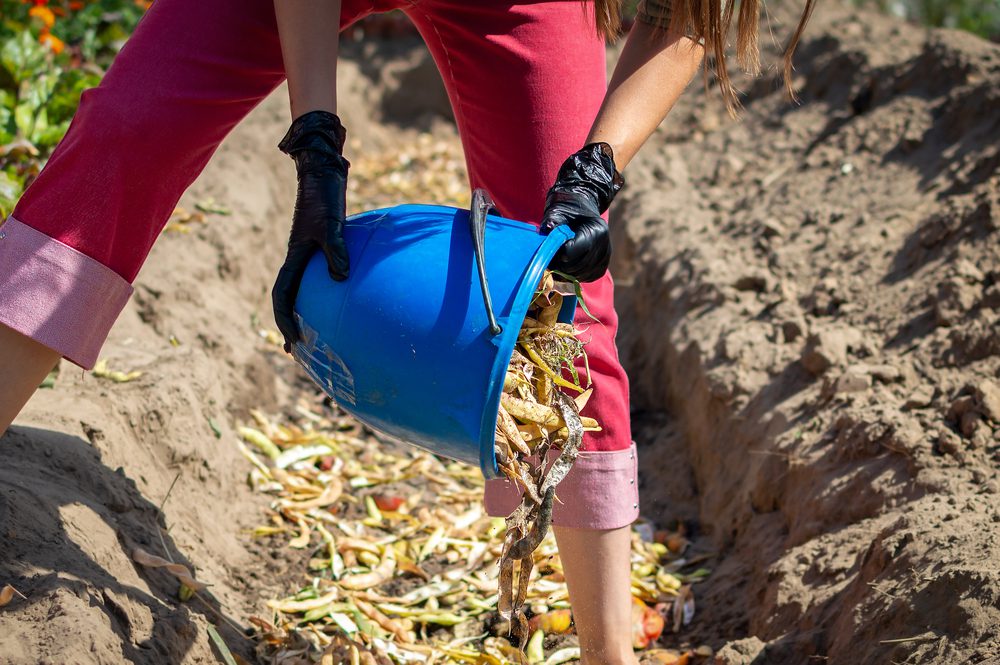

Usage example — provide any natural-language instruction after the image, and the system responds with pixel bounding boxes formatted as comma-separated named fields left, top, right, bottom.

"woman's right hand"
left=272, top=110, right=351, bottom=353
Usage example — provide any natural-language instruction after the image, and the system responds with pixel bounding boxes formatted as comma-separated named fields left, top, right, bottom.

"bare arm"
left=587, top=20, right=705, bottom=169
left=273, top=0, right=343, bottom=119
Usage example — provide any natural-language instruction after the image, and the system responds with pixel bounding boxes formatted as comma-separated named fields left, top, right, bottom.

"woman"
left=0, top=0, right=813, bottom=662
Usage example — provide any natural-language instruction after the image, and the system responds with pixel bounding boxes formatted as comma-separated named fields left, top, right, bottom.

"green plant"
left=0, top=0, right=149, bottom=217
left=917, top=0, right=1000, bottom=37
left=856, top=0, right=1000, bottom=40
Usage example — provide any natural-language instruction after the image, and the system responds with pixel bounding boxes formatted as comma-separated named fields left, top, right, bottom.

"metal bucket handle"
left=469, top=188, right=503, bottom=336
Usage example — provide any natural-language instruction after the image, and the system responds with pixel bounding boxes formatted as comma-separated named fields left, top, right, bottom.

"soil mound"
left=614, top=4, right=1000, bottom=664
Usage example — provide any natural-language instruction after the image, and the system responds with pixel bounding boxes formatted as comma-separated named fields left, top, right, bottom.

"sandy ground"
left=0, top=79, right=297, bottom=664
left=614, top=4, right=1000, bottom=663
left=1, top=3, right=998, bottom=664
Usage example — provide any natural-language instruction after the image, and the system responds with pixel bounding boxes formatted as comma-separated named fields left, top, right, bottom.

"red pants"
left=0, top=0, right=637, bottom=528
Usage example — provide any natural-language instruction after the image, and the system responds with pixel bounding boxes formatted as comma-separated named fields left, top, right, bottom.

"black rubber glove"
left=272, top=110, right=351, bottom=352
left=539, top=142, right=624, bottom=283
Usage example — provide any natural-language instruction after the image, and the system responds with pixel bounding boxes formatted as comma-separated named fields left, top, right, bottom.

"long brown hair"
left=594, top=0, right=818, bottom=116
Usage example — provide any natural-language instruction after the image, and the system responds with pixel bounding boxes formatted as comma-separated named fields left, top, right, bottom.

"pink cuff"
left=0, top=216, right=133, bottom=369
left=484, top=442, right=639, bottom=530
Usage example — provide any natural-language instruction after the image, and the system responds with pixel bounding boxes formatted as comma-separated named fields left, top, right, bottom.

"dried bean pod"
left=508, top=487, right=554, bottom=560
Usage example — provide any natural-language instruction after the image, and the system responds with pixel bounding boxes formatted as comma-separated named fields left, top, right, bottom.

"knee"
left=74, top=85, right=173, bottom=149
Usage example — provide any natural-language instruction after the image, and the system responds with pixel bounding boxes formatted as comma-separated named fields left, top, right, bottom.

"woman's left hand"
left=540, top=142, right=624, bottom=283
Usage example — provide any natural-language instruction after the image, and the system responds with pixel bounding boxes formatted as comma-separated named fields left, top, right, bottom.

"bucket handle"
left=469, top=188, right=503, bottom=336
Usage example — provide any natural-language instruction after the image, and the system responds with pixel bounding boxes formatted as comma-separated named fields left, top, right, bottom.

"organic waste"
left=238, top=397, right=710, bottom=664
left=492, top=270, right=602, bottom=643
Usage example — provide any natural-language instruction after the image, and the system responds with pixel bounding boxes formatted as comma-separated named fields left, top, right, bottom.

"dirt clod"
left=712, top=637, right=766, bottom=665
left=974, top=379, right=1000, bottom=422
left=801, top=326, right=863, bottom=375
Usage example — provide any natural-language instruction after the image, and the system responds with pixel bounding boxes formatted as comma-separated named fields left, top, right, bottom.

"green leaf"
left=0, top=114, right=13, bottom=146
left=549, top=270, right=600, bottom=322
left=28, top=107, right=49, bottom=144
left=1, top=30, right=48, bottom=85
left=80, top=29, right=100, bottom=63
left=205, top=625, right=238, bottom=665
left=46, top=68, right=101, bottom=123
left=32, top=118, right=69, bottom=149
left=13, top=100, right=34, bottom=137
left=0, top=170, right=23, bottom=219
left=0, top=90, right=14, bottom=144
left=96, top=22, right=129, bottom=53
left=24, top=70, right=61, bottom=113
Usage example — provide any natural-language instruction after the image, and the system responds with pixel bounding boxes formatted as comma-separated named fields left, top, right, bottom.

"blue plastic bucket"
left=293, top=194, right=574, bottom=479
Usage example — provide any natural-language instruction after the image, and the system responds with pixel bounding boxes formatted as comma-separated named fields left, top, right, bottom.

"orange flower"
left=39, top=32, right=65, bottom=54
left=134, top=0, right=152, bottom=9
left=68, top=0, right=84, bottom=8
left=29, top=5, right=56, bottom=28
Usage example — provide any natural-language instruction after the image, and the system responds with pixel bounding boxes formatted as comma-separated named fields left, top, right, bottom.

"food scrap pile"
left=491, top=271, right=601, bottom=642
left=238, top=403, right=711, bottom=664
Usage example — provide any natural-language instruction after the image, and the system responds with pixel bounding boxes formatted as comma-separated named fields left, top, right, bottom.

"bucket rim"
left=478, top=222, right=574, bottom=479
